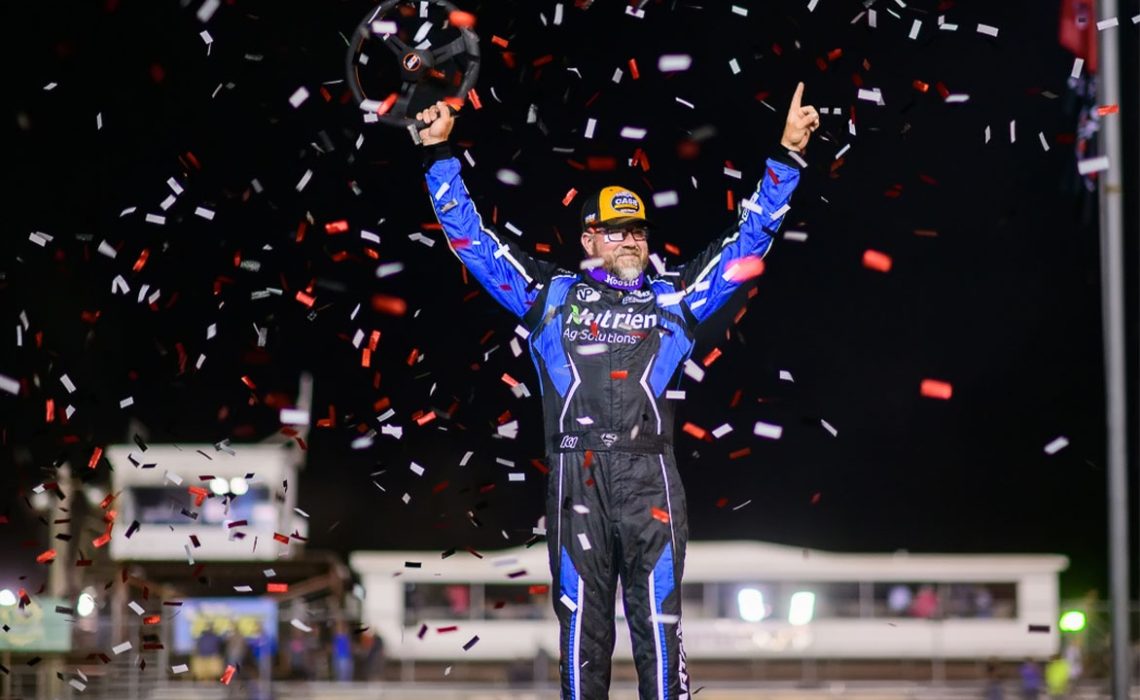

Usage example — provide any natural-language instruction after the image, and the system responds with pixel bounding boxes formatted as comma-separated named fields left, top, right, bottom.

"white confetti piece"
left=69, top=679, right=87, bottom=692
left=572, top=504, right=590, bottom=514
left=1044, top=437, right=1070, bottom=454
left=1009, top=120, right=1016, bottom=143
left=290, top=619, right=313, bottom=633
left=289, top=87, right=309, bottom=108
left=508, top=472, right=525, bottom=481
left=165, top=471, right=183, bottom=486
left=295, top=169, right=313, bottom=191
left=1070, top=57, right=1084, bottom=79
left=0, top=374, right=20, bottom=395
left=731, top=5, right=748, bottom=16
left=1077, top=155, right=1109, bottom=175
left=97, top=240, right=117, bottom=258
left=820, top=419, right=838, bottom=437
left=554, top=3, right=564, bottom=24
left=1039, top=132, right=1050, bottom=152
left=119, top=396, right=134, bottom=409
left=624, top=5, right=645, bottom=18
left=1096, top=17, right=1118, bottom=30
left=779, top=370, right=795, bottom=382
left=658, top=54, right=692, bottom=72
left=382, top=424, right=404, bottom=439
left=60, top=374, right=76, bottom=393
left=43, top=82, right=58, bottom=91
left=944, top=94, right=970, bottom=103
left=29, top=232, right=50, bottom=247
left=711, top=424, right=733, bottom=439
left=112, top=641, right=132, bottom=655
left=784, top=231, right=808, bottom=242
left=728, top=58, right=741, bottom=75
left=96, top=112, right=103, bottom=130
left=769, top=203, right=791, bottom=220
left=409, top=232, right=435, bottom=247
left=128, top=601, right=145, bottom=615
left=234, top=585, right=252, bottom=593
left=665, top=390, right=686, bottom=400
left=560, top=594, right=578, bottom=612
left=834, top=143, right=852, bottom=160
left=410, top=462, right=425, bottom=476
left=753, top=421, right=783, bottom=439
left=857, top=88, right=883, bottom=104
left=197, top=0, right=220, bottom=22
left=908, top=19, right=922, bottom=39
left=577, top=533, right=592, bottom=550
left=808, top=0, right=820, bottom=11
left=683, top=359, right=705, bottom=382
left=496, top=169, right=521, bottom=186
left=976, top=23, right=999, bottom=37
left=620, top=126, right=647, bottom=140
left=199, top=30, right=213, bottom=46
left=652, top=191, right=679, bottom=208
left=674, top=97, right=695, bottom=109
left=611, top=67, right=624, bottom=83
left=194, top=206, right=215, bottom=220
left=172, top=664, right=189, bottom=674
left=145, top=213, right=166, bottom=225
left=497, top=420, right=519, bottom=439
left=656, top=291, right=684, bottom=306
left=504, top=222, right=523, bottom=236
left=985, top=125, right=992, bottom=143
left=371, top=20, right=398, bottom=34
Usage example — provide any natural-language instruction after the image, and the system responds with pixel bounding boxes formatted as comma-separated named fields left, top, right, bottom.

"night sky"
left=3, top=0, right=1138, bottom=601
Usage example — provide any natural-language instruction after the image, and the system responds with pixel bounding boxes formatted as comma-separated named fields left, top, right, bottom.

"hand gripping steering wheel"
left=345, top=0, right=480, bottom=144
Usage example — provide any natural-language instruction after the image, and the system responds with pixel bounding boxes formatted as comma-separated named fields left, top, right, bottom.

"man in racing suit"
left=417, top=83, right=818, bottom=700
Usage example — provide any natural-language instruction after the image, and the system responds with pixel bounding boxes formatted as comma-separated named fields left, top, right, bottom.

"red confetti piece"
left=220, top=665, right=235, bottom=685
left=811, top=492, right=822, bottom=505
left=92, top=533, right=110, bottom=548
left=610, top=370, right=629, bottom=380
left=143, top=615, right=161, bottom=625
left=628, top=58, right=640, bottom=79
left=376, top=92, right=398, bottom=116
left=862, top=249, right=893, bottom=272
left=664, top=242, right=681, bottom=256
left=448, top=9, right=476, bottom=28
left=650, top=507, right=670, bottom=524
left=188, top=487, right=208, bottom=507
left=681, top=422, right=707, bottom=440
left=491, top=35, right=509, bottom=48
left=533, top=54, right=554, bottom=67
left=912, top=80, right=930, bottom=93
left=273, top=533, right=290, bottom=544
left=415, top=411, right=437, bottom=426
left=324, top=220, right=349, bottom=234
left=1097, top=104, right=1119, bottom=116
left=240, top=375, right=257, bottom=390
left=726, top=189, right=735, bottom=211
left=535, top=243, right=551, bottom=253
left=529, top=584, right=549, bottom=595
left=920, top=379, right=953, bottom=400
left=36, top=549, right=56, bottom=564
left=267, top=583, right=288, bottom=593
left=562, top=188, right=578, bottom=206
left=827, top=48, right=843, bottom=61
left=715, top=497, right=729, bottom=508
left=361, top=348, right=371, bottom=367
left=45, top=399, right=54, bottom=423
left=443, top=95, right=466, bottom=111
left=88, top=446, right=103, bottom=470
left=728, top=447, right=751, bottom=459
left=295, top=291, right=316, bottom=307
left=132, top=249, right=150, bottom=272
left=582, top=450, right=594, bottom=469
left=371, top=294, right=407, bottom=316
left=724, top=255, right=765, bottom=282
left=501, top=373, right=519, bottom=387
left=467, top=88, right=482, bottom=109
left=436, top=625, right=459, bottom=633
left=701, top=348, right=722, bottom=367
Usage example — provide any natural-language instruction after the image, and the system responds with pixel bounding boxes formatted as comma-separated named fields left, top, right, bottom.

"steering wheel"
left=345, top=0, right=481, bottom=143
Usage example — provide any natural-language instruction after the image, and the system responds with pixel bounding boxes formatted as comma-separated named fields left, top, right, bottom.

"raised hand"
left=416, top=100, right=455, bottom=146
left=780, top=82, right=820, bottom=153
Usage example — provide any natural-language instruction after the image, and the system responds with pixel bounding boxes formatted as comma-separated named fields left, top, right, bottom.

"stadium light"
left=737, top=588, right=767, bottom=622
left=209, top=478, right=230, bottom=496
left=1059, top=610, right=1087, bottom=633
left=229, top=477, right=249, bottom=496
left=0, top=589, right=16, bottom=607
left=788, top=591, right=816, bottom=626
left=77, top=591, right=96, bottom=617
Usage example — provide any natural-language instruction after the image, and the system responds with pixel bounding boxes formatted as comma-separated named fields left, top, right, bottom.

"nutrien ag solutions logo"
left=568, top=304, right=656, bottom=330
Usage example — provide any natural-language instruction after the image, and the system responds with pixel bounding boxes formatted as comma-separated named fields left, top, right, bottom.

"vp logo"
left=576, top=287, right=601, bottom=303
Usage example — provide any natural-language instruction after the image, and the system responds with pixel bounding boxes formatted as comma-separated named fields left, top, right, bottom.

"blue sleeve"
left=425, top=156, right=557, bottom=319
left=673, top=157, right=801, bottom=324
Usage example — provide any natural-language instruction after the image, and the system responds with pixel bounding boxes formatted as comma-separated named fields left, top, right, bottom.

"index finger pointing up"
left=790, top=81, right=804, bottom=110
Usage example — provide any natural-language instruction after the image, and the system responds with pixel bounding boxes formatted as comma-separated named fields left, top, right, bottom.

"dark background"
left=3, top=0, right=1138, bottom=600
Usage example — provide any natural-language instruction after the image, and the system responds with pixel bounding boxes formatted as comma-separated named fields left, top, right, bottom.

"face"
left=580, top=225, right=649, bottom=281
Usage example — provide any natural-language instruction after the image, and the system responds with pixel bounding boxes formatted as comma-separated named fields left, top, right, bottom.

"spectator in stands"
left=1020, top=658, right=1044, bottom=700
left=984, top=659, right=1006, bottom=700
left=332, top=621, right=354, bottom=682
left=192, top=626, right=224, bottom=681
left=910, top=584, right=940, bottom=618
left=887, top=584, right=912, bottom=615
left=1045, top=654, right=1071, bottom=698
left=974, top=585, right=995, bottom=617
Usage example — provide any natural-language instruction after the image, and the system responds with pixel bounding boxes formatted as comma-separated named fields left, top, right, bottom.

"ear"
left=580, top=231, right=593, bottom=256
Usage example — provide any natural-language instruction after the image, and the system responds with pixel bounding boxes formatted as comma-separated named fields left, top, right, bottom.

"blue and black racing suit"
left=424, top=143, right=802, bottom=700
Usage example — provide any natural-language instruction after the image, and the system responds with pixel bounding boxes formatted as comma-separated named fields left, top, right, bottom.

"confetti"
left=916, top=378, right=953, bottom=401
left=620, top=127, right=647, bottom=140
left=753, top=421, right=783, bottom=440
left=1077, top=155, right=1109, bottom=175
left=1043, top=437, right=1069, bottom=455
left=577, top=533, right=592, bottom=550
left=0, top=374, right=20, bottom=395
left=288, top=87, right=309, bottom=108
left=862, top=250, right=892, bottom=272
left=657, top=54, right=692, bottom=72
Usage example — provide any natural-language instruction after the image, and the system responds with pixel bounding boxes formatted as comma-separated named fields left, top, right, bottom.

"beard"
left=604, top=247, right=647, bottom=280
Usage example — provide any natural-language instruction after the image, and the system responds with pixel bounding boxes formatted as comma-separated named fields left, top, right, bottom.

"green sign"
left=0, top=598, right=72, bottom=652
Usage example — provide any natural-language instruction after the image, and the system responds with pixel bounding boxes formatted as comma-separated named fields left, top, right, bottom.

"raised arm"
left=419, top=101, right=558, bottom=319
left=673, top=82, right=819, bottom=325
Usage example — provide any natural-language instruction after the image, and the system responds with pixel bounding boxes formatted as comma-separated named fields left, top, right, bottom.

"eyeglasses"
left=588, top=226, right=649, bottom=243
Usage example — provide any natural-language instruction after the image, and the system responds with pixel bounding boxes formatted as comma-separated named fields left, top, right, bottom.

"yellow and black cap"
left=581, top=186, right=653, bottom=230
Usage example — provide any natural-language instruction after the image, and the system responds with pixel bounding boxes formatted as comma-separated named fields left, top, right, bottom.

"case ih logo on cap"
left=403, top=53, right=422, bottom=71
left=610, top=191, right=641, bottom=215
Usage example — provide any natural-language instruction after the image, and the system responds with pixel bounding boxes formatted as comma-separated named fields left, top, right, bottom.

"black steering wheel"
left=345, top=0, right=481, bottom=143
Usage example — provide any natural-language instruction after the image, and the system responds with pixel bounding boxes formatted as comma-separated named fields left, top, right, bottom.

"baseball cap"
left=580, top=186, right=653, bottom=230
